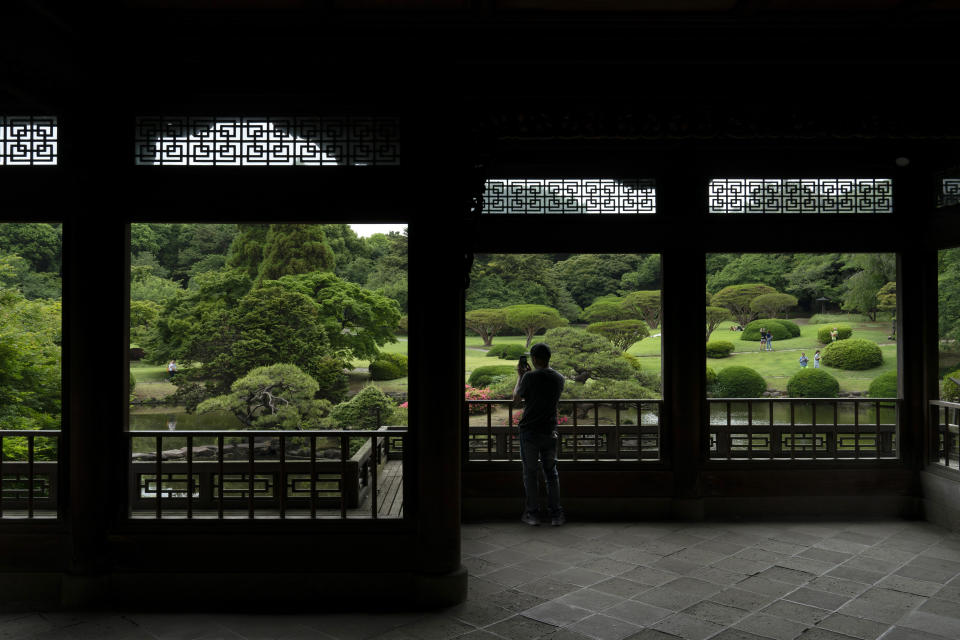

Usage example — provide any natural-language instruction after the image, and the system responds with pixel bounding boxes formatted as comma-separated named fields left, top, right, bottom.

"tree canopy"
left=465, top=308, right=508, bottom=346
left=710, top=283, right=777, bottom=327
left=504, top=304, right=568, bottom=348
left=749, top=292, right=798, bottom=318
left=620, top=290, right=661, bottom=329
left=585, top=320, right=650, bottom=352
left=705, top=305, right=733, bottom=342
left=544, top=327, right=635, bottom=384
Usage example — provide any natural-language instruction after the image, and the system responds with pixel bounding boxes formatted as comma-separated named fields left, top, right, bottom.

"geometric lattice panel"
left=135, top=116, right=400, bottom=166
left=0, top=116, right=58, bottom=165
left=936, top=167, right=960, bottom=208
left=709, top=178, right=893, bottom=214
left=483, top=179, right=656, bottom=214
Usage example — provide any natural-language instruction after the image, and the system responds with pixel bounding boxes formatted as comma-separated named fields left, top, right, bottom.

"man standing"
left=512, top=343, right=566, bottom=526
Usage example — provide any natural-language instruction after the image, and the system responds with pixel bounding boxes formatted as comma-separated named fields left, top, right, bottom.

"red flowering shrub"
left=465, top=384, right=492, bottom=414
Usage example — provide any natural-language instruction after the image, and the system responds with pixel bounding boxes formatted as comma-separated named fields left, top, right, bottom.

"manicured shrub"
left=741, top=319, right=792, bottom=341
left=397, top=315, right=408, bottom=335
left=817, top=324, right=853, bottom=344
left=786, top=369, right=840, bottom=398
left=129, top=371, right=136, bottom=393
left=563, top=379, right=658, bottom=400
left=368, top=352, right=408, bottom=380
left=487, top=377, right=518, bottom=399
left=706, top=340, right=735, bottom=358
left=868, top=370, right=898, bottom=398
left=821, top=338, right=883, bottom=370
left=485, top=344, right=508, bottom=358
left=329, top=385, right=395, bottom=429
left=941, top=369, right=960, bottom=402
left=498, top=344, right=527, bottom=359
left=777, top=319, right=801, bottom=337
left=715, top=366, right=766, bottom=398
left=468, top=365, right=516, bottom=388
left=809, top=313, right=868, bottom=324
left=706, top=366, right=717, bottom=387
left=619, top=353, right=662, bottom=391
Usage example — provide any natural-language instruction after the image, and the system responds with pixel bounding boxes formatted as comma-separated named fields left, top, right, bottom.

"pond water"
left=129, top=406, right=244, bottom=430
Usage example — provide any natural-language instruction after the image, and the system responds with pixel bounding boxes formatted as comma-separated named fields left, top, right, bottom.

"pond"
left=129, top=406, right=244, bottom=430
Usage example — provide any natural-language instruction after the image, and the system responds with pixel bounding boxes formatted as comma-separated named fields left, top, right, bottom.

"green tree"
left=255, top=224, right=335, bottom=285
left=705, top=305, right=733, bottom=342
left=783, top=253, right=844, bottom=310
left=939, top=248, right=960, bottom=345
left=586, top=320, right=649, bottom=352
left=504, top=304, right=568, bottom=348
left=620, top=290, right=661, bottom=329
left=196, top=364, right=331, bottom=429
left=226, top=224, right=270, bottom=279
left=840, top=254, right=896, bottom=321
left=552, top=254, right=636, bottom=308
left=877, top=281, right=897, bottom=337
left=0, top=223, right=62, bottom=273
left=706, top=254, right=793, bottom=293
left=619, top=254, right=661, bottom=292
left=710, top=283, right=777, bottom=327
left=465, top=308, right=508, bottom=347
left=130, top=299, right=161, bottom=345
left=749, top=292, right=798, bottom=319
left=581, top=297, right=632, bottom=323
left=363, top=231, right=408, bottom=313
left=466, top=254, right=580, bottom=321
left=329, top=385, right=396, bottom=430
left=544, top=326, right=634, bottom=383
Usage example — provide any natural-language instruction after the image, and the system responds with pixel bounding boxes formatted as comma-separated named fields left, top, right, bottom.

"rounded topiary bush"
left=777, top=319, right=801, bottom=337
left=485, top=344, right=509, bottom=358
left=715, top=366, right=767, bottom=398
left=369, top=352, right=408, bottom=380
left=941, top=369, right=960, bottom=401
left=821, top=338, right=883, bottom=370
left=706, top=366, right=717, bottom=387
left=741, top=319, right=792, bottom=341
left=868, top=370, right=898, bottom=398
left=786, top=369, right=840, bottom=398
left=706, top=340, right=735, bottom=358
left=468, top=365, right=517, bottom=388
left=498, top=344, right=527, bottom=359
left=817, top=324, right=853, bottom=344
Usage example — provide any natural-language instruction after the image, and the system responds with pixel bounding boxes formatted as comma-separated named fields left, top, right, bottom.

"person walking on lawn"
left=760, top=329, right=767, bottom=352
left=814, top=350, right=821, bottom=368
left=766, top=330, right=774, bottom=351
left=799, top=352, right=809, bottom=368
left=512, top=342, right=566, bottom=526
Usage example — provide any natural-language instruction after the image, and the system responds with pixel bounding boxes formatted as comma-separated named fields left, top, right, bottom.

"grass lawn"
left=707, top=319, right=897, bottom=393
left=350, top=338, right=408, bottom=368
left=130, top=361, right=171, bottom=383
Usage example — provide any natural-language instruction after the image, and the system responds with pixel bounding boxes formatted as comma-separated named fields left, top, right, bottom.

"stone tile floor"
left=2, top=519, right=959, bottom=639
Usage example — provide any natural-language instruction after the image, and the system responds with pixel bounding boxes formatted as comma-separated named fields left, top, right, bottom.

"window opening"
left=482, top=179, right=656, bottom=214
left=709, top=178, right=893, bottom=214
left=135, top=117, right=400, bottom=166
left=465, top=253, right=662, bottom=462
left=706, top=252, right=898, bottom=461
left=128, top=223, right=407, bottom=519
left=933, top=247, right=960, bottom=471
left=0, top=223, right=62, bottom=519
left=0, top=116, right=58, bottom=166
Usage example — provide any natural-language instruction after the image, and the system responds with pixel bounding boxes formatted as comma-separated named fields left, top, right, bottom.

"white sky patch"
left=350, top=224, right=407, bottom=237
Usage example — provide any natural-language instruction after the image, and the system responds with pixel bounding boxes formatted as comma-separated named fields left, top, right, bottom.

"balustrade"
left=930, top=400, right=960, bottom=471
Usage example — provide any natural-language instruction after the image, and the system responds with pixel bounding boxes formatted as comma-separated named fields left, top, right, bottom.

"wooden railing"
left=930, top=400, right=960, bottom=471
left=708, top=398, right=899, bottom=461
left=127, top=426, right=406, bottom=519
left=0, top=430, right=60, bottom=519
left=466, top=399, right=662, bottom=462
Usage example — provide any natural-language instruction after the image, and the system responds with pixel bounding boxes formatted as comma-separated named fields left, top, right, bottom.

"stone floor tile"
left=557, top=589, right=626, bottom=612
left=733, top=612, right=808, bottom=640
left=709, top=587, right=779, bottom=612
left=825, top=566, right=886, bottom=586
left=917, top=597, right=960, bottom=620
left=859, top=546, right=918, bottom=565
left=485, top=615, right=559, bottom=640
left=621, top=629, right=682, bottom=640
left=806, top=577, right=869, bottom=599
left=455, top=632, right=503, bottom=640
left=566, top=614, right=642, bottom=640
left=713, top=557, right=772, bottom=576
left=876, top=575, right=943, bottom=597
left=840, top=556, right=900, bottom=575
left=895, top=563, right=957, bottom=585
left=754, top=540, right=807, bottom=557
left=381, top=617, right=477, bottom=640
left=480, top=547, right=536, bottom=567
left=769, top=531, right=824, bottom=547
left=603, top=600, right=673, bottom=626
left=514, top=559, right=573, bottom=579
left=515, top=578, right=582, bottom=601
left=484, top=566, right=541, bottom=588
left=216, top=615, right=332, bottom=640
left=660, top=577, right=723, bottom=600
left=799, top=548, right=853, bottom=565
left=815, top=613, right=889, bottom=640
left=838, top=588, right=926, bottom=624
left=637, top=540, right=688, bottom=557
left=681, top=601, right=750, bottom=626
left=774, top=557, right=835, bottom=577
left=668, top=547, right=727, bottom=565
left=790, top=628, right=860, bottom=640
left=575, top=558, right=637, bottom=579
left=126, top=613, right=223, bottom=640
left=895, top=611, right=960, bottom=640
left=607, top=548, right=661, bottom=566
left=590, top=578, right=649, bottom=599
left=760, top=600, right=828, bottom=625
left=735, top=548, right=786, bottom=565
left=540, top=550, right=600, bottom=566
left=650, top=557, right=703, bottom=576
left=689, top=567, right=749, bottom=587
left=462, top=540, right=501, bottom=557
left=541, top=628, right=595, bottom=640
left=486, top=588, right=549, bottom=614
left=632, top=587, right=704, bottom=612
left=756, top=566, right=815, bottom=586
left=447, top=601, right=514, bottom=628
left=708, top=630, right=770, bottom=640
left=618, top=566, right=676, bottom=587
left=463, top=557, right=503, bottom=576
left=651, top=612, right=724, bottom=640
left=814, top=539, right=872, bottom=555
left=782, top=587, right=850, bottom=611
left=832, top=531, right=883, bottom=546
left=523, top=602, right=594, bottom=627
left=550, top=568, right=609, bottom=588
left=510, top=540, right=565, bottom=558
left=734, top=576, right=798, bottom=599
left=695, top=540, right=747, bottom=557
left=932, top=583, right=960, bottom=604
left=879, top=627, right=955, bottom=640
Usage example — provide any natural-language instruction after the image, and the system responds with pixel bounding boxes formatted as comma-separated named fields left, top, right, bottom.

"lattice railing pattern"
left=0, top=117, right=58, bottom=166
left=135, top=116, right=400, bottom=166
left=482, top=179, right=656, bottom=214
left=709, top=178, right=893, bottom=214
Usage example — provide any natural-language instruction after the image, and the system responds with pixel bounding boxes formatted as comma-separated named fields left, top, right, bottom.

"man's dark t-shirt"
left=516, top=367, right=565, bottom=433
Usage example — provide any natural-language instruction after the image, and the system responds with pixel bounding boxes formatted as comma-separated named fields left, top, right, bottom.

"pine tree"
left=254, top=224, right=335, bottom=285
left=226, top=224, right=270, bottom=279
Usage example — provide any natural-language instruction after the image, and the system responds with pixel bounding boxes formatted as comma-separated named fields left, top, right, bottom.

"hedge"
left=706, top=341, right=735, bottom=358
left=786, top=369, right=840, bottom=398
left=868, top=370, right=898, bottom=398
left=820, top=338, right=883, bottom=370
left=777, top=319, right=801, bottom=337
left=488, top=344, right=526, bottom=359
left=563, top=379, right=658, bottom=400
left=942, top=369, right=960, bottom=402
left=369, top=352, right=408, bottom=380
left=706, top=366, right=717, bottom=387
left=715, top=366, right=766, bottom=398
left=468, top=365, right=517, bottom=388
left=741, top=319, right=792, bottom=341
left=817, top=324, right=853, bottom=344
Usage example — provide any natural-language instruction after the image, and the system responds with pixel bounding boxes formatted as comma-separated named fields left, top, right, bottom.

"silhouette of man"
left=512, top=342, right=565, bottom=526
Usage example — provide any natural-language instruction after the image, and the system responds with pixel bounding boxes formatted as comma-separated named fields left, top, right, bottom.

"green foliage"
left=706, top=366, right=717, bottom=387
left=580, top=298, right=631, bottom=323
left=817, top=324, right=853, bottom=343
left=0, top=223, right=61, bottom=273
left=619, top=254, right=661, bottom=292
left=619, top=353, right=662, bottom=391
left=741, top=319, right=793, bottom=341
left=715, top=366, right=767, bottom=398
left=711, top=283, right=777, bottom=326
left=397, top=315, right=408, bottom=335
left=129, top=370, right=136, bottom=394
left=783, top=253, right=844, bottom=311
left=586, top=319, right=650, bottom=352
left=504, top=304, right=568, bottom=348
left=776, top=319, right=801, bottom=337
left=939, top=248, right=960, bottom=345
left=544, top=326, right=634, bottom=384
left=466, top=254, right=580, bottom=321
left=552, top=254, right=637, bottom=308
left=840, top=253, right=896, bottom=321
left=255, top=224, right=335, bottom=285
left=465, top=308, right=508, bottom=347
left=227, top=224, right=270, bottom=279
left=706, top=341, right=735, bottom=358
left=329, top=385, right=396, bottom=430
left=196, top=364, right=331, bottom=429
left=750, top=292, right=798, bottom=318
left=706, top=254, right=791, bottom=294
left=809, top=313, right=868, bottom=324
left=362, top=231, right=409, bottom=314
left=620, top=290, right=661, bottom=329
left=129, top=299, right=161, bottom=346
left=369, top=352, right=408, bottom=380
left=130, top=271, right=183, bottom=305
left=705, top=305, right=733, bottom=341
left=486, top=344, right=527, bottom=359
left=563, top=379, right=658, bottom=400
left=786, top=369, right=840, bottom=398
left=941, top=369, right=960, bottom=402
left=468, top=365, right=517, bottom=388
left=821, top=338, right=883, bottom=370
left=867, top=370, right=898, bottom=398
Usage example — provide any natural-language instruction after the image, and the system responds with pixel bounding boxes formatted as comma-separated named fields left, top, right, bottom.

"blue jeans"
left=519, top=429, right=561, bottom=517
left=767, top=339, right=773, bottom=351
